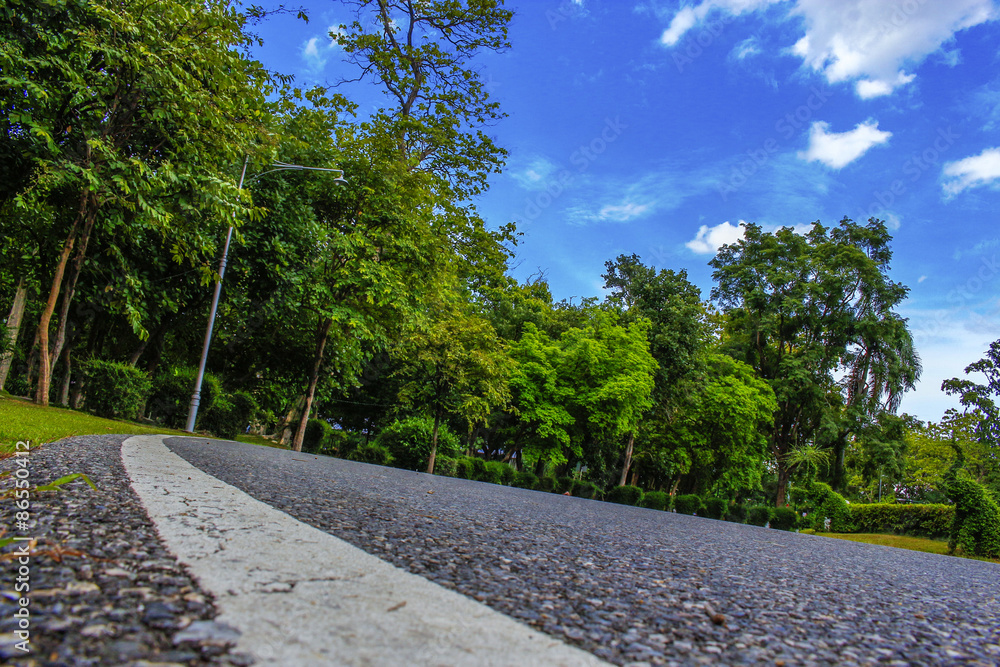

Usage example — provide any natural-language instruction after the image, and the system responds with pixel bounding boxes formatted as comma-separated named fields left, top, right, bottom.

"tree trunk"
left=58, top=345, right=73, bottom=406
left=0, top=278, right=27, bottom=392
left=277, top=395, right=305, bottom=446
left=426, top=411, right=441, bottom=474
left=292, top=318, right=332, bottom=452
left=36, top=234, right=76, bottom=405
left=618, top=431, right=636, bottom=486
left=775, top=460, right=792, bottom=507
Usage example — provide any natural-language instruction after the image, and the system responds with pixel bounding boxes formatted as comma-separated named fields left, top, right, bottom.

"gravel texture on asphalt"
left=0, top=436, right=246, bottom=667
left=165, top=437, right=1000, bottom=667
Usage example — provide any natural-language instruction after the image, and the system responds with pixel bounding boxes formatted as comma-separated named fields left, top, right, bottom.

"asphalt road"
left=163, top=437, right=1000, bottom=666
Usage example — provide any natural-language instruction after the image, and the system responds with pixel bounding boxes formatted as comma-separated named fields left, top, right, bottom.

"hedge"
left=82, top=359, right=151, bottom=421
left=849, top=503, right=953, bottom=540
left=674, top=494, right=705, bottom=516
left=948, top=478, right=1000, bottom=558
left=606, top=485, right=643, bottom=506
left=639, top=491, right=669, bottom=511
left=703, top=498, right=728, bottom=520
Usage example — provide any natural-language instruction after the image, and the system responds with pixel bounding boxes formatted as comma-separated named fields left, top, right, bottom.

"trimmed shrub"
left=556, top=476, right=577, bottom=495
left=813, top=488, right=853, bottom=533
left=537, top=476, right=558, bottom=493
left=674, top=494, right=705, bottom=516
left=147, top=366, right=224, bottom=429
left=512, top=471, right=539, bottom=490
left=703, top=498, right=728, bottom=520
left=639, top=490, right=669, bottom=511
left=301, top=419, right=331, bottom=454
left=348, top=443, right=394, bottom=466
left=725, top=503, right=748, bottom=524
left=455, top=457, right=476, bottom=480
left=572, top=480, right=602, bottom=500
left=606, top=485, right=644, bottom=506
left=433, top=455, right=458, bottom=477
left=199, top=390, right=256, bottom=440
left=471, top=457, right=490, bottom=482
left=82, top=359, right=151, bottom=421
left=770, top=506, right=798, bottom=531
left=376, top=417, right=460, bottom=471
left=948, top=478, right=1000, bottom=558
left=484, top=460, right=514, bottom=485
left=747, top=505, right=771, bottom=527
left=850, top=503, right=953, bottom=540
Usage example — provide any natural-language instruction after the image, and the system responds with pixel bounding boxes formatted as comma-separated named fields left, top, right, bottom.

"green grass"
left=0, top=396, right=188, bottom=453
left=816, top=532, right=999, bottom=564
left=236, top=433, right=289, bottom=450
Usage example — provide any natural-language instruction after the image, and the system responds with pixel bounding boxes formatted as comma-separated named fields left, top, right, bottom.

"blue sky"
left=250, top=0, right=1000, bottom=423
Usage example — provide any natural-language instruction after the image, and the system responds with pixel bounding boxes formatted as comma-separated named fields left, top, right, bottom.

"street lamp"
left=184, top=159, right=346, bottom=433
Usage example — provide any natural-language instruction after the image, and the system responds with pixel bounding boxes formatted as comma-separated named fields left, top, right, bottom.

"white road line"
left=121, top=435, right=610, bottom=667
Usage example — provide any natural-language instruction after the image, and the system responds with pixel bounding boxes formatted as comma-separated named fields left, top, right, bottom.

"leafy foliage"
left=639, top=491, right=669, bottom=511
left=674, top=494, right=705, bottom=516
left=849, top=504, right=953, bottom=540
left=606, top=485, right=644, bottom=506
left=375, top=416, right=460, bottom=471
left=80, top=359, right=151, bottom=421
left=947, top=477, right=1000, bottom=558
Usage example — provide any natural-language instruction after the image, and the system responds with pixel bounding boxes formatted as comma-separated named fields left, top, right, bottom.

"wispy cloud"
left=942, top=147, right=1000, bottom=195
left=301, top=25, right=345, bottom=72
left=510, top=156, right=558, bottom=190
left=798, top=120, right=891, bottom=169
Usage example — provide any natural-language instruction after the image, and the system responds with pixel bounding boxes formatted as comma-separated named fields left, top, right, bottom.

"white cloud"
left=597, top=201, right=652, bottom=222
left=686, top=220, right=746, bottom=254
left=942, top=147, right=1000, bottom=195
left=798, top=120, right=891, bottom=169
left=730, top=36, right=761, bottom=61
left=301, top=24, right=345, bottom=71
left=658, top=0, right=997, bottom=98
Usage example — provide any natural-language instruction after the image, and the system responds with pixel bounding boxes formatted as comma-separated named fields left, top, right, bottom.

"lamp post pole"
left=184, top=160, right=345, bottom=433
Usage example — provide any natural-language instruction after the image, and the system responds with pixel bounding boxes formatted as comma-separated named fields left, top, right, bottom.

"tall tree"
left=710, top=218, right=916, bottom=505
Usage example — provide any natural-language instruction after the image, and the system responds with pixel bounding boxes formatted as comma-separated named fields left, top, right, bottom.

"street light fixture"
left=184, top=159, right=346, bottom=433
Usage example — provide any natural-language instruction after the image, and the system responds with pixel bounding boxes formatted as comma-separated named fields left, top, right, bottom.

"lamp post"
left=184, top=159, right=346, bottom=433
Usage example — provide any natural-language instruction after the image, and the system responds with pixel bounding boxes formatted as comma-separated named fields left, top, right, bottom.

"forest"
left=2, top=0, right=998, bottom=511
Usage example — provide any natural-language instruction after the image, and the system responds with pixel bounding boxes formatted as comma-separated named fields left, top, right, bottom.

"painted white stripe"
left=121, top=435, right=609, bottom=667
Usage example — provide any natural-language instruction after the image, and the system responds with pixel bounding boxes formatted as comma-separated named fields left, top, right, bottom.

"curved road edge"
left=121, top=434, right=609, bottom=667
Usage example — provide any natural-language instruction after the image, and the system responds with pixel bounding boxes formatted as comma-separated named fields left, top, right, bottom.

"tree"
left=710, top=218, right=917, bottom=505
left=943, top=339, right=1000, bottom=455
left=2, top=0, right=271, bottom=404
left=394, top=300, right=513, bottom=473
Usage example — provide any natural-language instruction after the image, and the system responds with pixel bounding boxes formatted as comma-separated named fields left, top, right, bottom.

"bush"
left=376, top=417, right=460, bottom=471
left=674, top=494, right=705, bottom=516
left=572, top=480, right=602, bottom=500
left=471, top=457, right=490, bottom=482
left=703, top=498, right=728, bottom=520
left=147, top=366, right=223, bottom=429
left=199, top=390, right=257, bottom=440
left=82, top=359, right=151, bottom=421
left=512, top=471, right=539, bottom=490
left=537, top=476, right=558, bottom=493
left=639, top=490, right=669, bottom=511
left=606, top=485, right=644, bottom=506
left=850, top=503, right=953, bottom=540
left=556, top=476, right=577, bottom=495
left=813, top=488, right=853, bottom=533
left=948, top=478, right=1000, bottom=558
left=348, top=443, right=394, bottom=466
left=726, top=504, right=748, bottom=524
left=433, top=455, right=458, bottom=477
left=300, top=419, right=332, bottom=454
left=747, top=506, right=772, bottom=527
left=455, top=457, right=476, bottom=480
left=483, top=460, right=514, bottom=485
left=770, top=506, right=798, bottom=531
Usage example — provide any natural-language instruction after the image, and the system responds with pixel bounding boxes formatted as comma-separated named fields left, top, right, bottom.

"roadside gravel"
left=167, top=437, right=1000, bottom=667
left=0, top=436, right=244, bottom=667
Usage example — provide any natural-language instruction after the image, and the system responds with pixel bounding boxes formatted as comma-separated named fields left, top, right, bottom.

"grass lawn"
left=236, top=433, right=289, bottom=450
left=816, top=532, right=999, bottom=565
left=0, top=395, right=189, bottom=454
